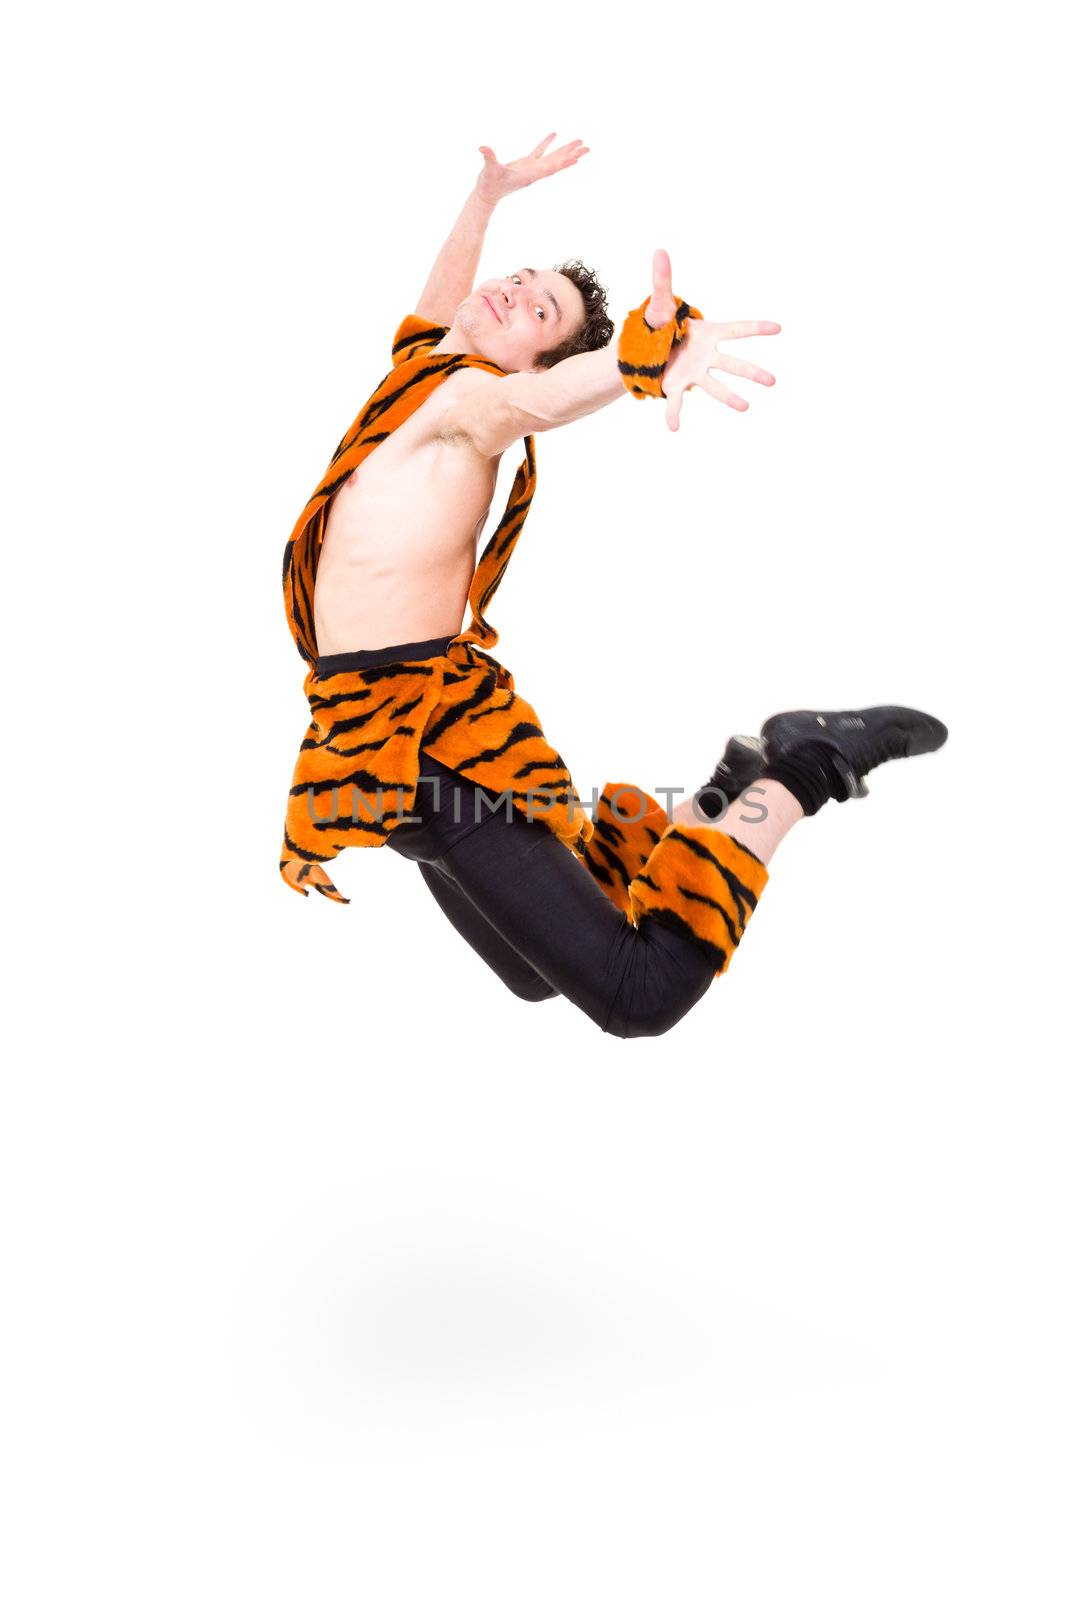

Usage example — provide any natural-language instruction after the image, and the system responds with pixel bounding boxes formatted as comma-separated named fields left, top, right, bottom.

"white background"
left=4, top=2, right=1065, bottom=1594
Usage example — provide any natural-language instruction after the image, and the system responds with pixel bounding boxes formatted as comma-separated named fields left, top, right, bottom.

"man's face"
left=454, top=268, right=586, bottom=372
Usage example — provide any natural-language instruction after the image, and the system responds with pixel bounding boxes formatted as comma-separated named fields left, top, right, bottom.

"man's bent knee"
left=601, top=944, right=716, bottom=1039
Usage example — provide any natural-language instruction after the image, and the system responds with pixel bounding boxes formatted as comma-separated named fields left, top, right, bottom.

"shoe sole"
left=760, top=706, right=948, bottom=759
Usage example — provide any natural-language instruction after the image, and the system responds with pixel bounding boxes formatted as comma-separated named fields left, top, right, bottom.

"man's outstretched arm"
left=414, top=134, right=590, bottom=326
left=452, top=249, right=781, bottom=455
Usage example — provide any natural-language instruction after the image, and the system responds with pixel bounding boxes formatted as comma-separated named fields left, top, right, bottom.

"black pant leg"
left=388, top=754, right=715, bottom=1038
left=415, top=860, right=558, bottom=1003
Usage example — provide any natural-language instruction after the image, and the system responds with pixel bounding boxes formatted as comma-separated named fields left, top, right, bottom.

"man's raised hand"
left=647, top=250, right=781, bottom=432
left=475, top=134, right=590, bottom=205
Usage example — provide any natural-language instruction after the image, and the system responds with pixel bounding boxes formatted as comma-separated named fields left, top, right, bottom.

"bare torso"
left=313, top=369, right=504, bottom=653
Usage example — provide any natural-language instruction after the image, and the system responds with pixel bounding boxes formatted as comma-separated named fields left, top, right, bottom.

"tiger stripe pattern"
left=580, top=783, right=672, bottom=912
left=280, top=638, right=597, bottom=900
left=579, top=782, right=767, bottom=971
left=617, top=293, right=704, bottom=399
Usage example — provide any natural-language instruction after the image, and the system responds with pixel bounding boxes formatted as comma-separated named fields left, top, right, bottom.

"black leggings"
left=384, top=748, right=717, bottom=1040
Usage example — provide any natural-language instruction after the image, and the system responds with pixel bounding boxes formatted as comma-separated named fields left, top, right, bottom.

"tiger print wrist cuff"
left=617, top=293, right=704, bottom=399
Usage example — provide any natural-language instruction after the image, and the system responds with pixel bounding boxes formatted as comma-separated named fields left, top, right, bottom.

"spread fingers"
left=718, top=321, right=782, bottom=341
left=703, top=375, right=749, bottom=411
left=712, top=353, right=776, bottom=386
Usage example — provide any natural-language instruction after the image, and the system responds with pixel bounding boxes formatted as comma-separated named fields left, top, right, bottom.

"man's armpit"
left=434, top=370, right=510, bottom=456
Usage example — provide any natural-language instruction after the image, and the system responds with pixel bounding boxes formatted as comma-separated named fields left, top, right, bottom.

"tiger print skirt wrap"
left=279, top=310, right=768, bottom=976
left=279, top=639, right=593, bottom=901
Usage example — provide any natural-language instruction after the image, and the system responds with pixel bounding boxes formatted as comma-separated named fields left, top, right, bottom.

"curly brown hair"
left=530, top=258, right=613, bottom=369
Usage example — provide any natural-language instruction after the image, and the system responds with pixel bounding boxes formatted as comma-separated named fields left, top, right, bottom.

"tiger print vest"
left=279, top=313, right=768, bottom=977
left=283, top=313, right=533, bottom=666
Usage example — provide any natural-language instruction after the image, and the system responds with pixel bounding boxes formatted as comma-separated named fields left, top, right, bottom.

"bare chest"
left=311, top=368, right=508, bottom=651
left=322, top=375, right=501, bottom=561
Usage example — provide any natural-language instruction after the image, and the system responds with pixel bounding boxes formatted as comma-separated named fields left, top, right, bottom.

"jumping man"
left=279, top=133, right=947, bottom=1038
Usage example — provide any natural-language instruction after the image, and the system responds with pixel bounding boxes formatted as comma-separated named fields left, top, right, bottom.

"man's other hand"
left=475, top=134, right=590, bottom=205
left=648, top=249, right=781, bottom=432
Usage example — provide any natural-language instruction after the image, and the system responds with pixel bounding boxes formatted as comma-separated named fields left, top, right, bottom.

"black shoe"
left=760, top=705, right=948, bottom=799
left=694, top=734, right=766, bottom=820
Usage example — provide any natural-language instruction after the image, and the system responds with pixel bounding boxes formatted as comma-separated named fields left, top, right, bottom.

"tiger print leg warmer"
left=581, top=783, right=672, bottom=911
left=581, top=782, right=769, bottom=975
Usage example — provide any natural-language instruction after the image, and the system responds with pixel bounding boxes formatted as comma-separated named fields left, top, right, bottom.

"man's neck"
left=433, top=325, right=526, bottom=373
left=431, top=327, right=475, bottom=357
